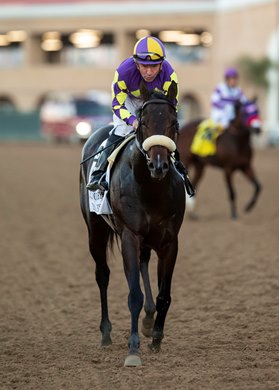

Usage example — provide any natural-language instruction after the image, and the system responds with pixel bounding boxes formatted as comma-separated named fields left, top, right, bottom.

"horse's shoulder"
left=111, top=136, right=137, bottom=169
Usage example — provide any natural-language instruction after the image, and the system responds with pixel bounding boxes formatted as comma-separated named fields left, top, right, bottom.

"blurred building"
left=0, top=0, right=278, bottom=137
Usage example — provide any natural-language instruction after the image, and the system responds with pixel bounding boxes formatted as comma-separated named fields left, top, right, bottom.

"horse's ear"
left=140, top=81, right=150, bottom=102
left=166, top=81, right=178, bottom=102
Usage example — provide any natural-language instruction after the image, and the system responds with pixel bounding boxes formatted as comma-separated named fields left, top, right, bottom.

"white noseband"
left=142, top=135, right=176, bottom=153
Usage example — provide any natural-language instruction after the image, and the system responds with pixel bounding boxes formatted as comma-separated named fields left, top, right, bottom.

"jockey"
left=87, top=35, right=187, bottom=192
left=210, top=67, right=247, bottom=128
left=191, top=67, right=248, bottom=157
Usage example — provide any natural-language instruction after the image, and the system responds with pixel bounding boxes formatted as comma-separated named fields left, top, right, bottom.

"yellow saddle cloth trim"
left=190, top=119, right=223, bottom=157
left=107, top=134, right=136, bottom=167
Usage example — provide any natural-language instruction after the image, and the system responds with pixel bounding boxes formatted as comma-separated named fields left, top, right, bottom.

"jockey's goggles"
left=133, top=52, right=165, bottom=63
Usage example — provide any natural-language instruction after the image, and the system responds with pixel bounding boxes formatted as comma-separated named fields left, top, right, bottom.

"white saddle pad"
left=88, top=188, right=112, bottom=215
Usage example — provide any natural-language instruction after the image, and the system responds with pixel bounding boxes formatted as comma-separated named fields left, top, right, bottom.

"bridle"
left=136, top=98, right=179, bottom=160
left=231, top=100, right=261, bottom=135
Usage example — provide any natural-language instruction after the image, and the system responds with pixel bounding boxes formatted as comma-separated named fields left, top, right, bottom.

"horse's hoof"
left=148, top=341, right=161, bottom=353
left=141, top=317, right=154, bottom=338
left=101, top=334, right=112, bottom=347
left=141, top=324, right=153, bottom=338
left=124, top=354, right=142, bottom=367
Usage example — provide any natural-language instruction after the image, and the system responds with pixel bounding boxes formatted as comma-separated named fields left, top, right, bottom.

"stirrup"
left=87, top=172, right=108, bottom=191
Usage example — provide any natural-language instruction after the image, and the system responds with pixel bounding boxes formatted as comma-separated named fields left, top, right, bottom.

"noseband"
left=136, top=99, right=179, bottom=156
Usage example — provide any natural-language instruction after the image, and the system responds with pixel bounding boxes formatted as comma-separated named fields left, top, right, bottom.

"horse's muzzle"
left=147, top=153, right=169, bottom=179
left=142, top=135, right=175, bottom=179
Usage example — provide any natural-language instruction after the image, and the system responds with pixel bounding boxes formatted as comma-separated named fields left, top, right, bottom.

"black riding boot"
left=86, top=133, right=123, bottom=191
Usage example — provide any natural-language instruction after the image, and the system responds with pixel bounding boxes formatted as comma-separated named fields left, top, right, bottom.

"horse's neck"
left=227, top=121, right=249, bottom=138
left=130, top=143, right=165, bottom=187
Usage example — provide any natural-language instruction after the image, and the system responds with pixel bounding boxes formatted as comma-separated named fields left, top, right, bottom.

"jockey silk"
left=211, top=82, right=247, bottom=128
left=111, top=57, right=178, bottom=136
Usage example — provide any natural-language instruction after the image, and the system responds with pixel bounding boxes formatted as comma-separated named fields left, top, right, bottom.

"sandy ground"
left=0, top=142, right=278, bottom=390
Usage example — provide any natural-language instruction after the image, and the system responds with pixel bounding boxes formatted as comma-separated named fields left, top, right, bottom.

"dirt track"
left=0, top=143, right=278, bottom=390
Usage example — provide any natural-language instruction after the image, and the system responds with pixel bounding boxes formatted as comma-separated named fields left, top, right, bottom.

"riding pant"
left=111, top=95, right=142, bottom=136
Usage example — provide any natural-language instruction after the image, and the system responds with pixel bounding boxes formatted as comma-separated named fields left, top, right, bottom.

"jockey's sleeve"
left=211, top=87, right=225, bottom=109
left=111, top=70, right=137, bottom=126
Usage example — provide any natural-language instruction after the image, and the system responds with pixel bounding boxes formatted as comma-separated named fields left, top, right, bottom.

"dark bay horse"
left=80, top=81, right=185, bottom=366
left=178, top=99, right=262, bottom=219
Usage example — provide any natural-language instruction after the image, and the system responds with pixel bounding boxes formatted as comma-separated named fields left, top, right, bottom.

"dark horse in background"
left=178, top=99, right=262, bottom=219
left=80, top=82, right=185, bottom=366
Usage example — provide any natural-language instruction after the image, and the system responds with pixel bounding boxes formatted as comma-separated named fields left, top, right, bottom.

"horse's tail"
left=106, top=219, right=120, bottom=254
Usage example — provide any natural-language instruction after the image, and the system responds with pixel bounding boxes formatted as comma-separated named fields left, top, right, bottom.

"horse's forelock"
left=149, top=91, right=167, bottom=101
left=137, top=91, right=175, bottom=119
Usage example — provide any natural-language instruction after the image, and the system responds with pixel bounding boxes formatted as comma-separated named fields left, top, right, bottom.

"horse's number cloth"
left=89, top=189, right=112, bottom=214
left=190, top=119, right=223, bottom=157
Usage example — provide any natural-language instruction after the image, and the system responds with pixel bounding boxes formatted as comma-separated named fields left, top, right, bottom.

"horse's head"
left=234, top=98, right=262, bottom=135
left=137, top=81, right=179, bottom=179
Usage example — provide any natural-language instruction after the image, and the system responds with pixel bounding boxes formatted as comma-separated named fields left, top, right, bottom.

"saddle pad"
left=190, top=119, right=222, bottom=157
left=89, top=189, right=112, bottom=214
left=88, top=134, right=135, bottom=214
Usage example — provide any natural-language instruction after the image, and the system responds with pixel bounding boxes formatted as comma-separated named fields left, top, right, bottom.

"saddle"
left=107, top=134, right=135, bottom=168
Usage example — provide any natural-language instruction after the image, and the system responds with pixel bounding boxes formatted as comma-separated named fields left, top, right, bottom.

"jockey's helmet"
left=133, top=36, right=166, bottom=65
left=224, top=67, right=238, bottom=79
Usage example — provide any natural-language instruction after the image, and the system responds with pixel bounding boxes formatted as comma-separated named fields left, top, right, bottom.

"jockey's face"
left=226, top=76, right=238, bottom=88
left=137, top=63, right=162, bottom=82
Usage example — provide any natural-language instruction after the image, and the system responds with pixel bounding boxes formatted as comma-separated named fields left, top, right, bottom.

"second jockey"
left=211, top=67, right=247, bottom=128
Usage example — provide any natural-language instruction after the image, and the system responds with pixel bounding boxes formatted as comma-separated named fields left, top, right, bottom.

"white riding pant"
left=211, top=105, right=235, bottom=128
left=110, top=96, right=142, bottom=137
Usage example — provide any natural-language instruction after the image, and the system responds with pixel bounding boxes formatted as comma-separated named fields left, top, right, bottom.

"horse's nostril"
left=162, top=162, right=169, bottom=171
left=148, top=159, right=169, bottom=178
left=148, top=161, right=155, bottom=170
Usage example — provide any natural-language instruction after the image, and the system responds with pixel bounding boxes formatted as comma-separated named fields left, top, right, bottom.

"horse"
left=177, top=99, right=262, bottom=219
left=79, top=81, right=186, bottom=367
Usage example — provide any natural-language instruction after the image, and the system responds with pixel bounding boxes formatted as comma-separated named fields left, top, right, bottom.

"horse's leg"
left=224, top=168, right=237, bottom=219
left=88, top=219, right=112, bottom=347
left=121, top=229, right=144, bottom=366
left=140, top=246, right=156, bottom=338
left=149, top=239, right=178, bottom=352
left=241, top=165, right=262, bottom=213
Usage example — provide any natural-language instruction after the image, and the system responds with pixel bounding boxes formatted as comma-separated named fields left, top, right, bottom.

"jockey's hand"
left=132, top=119, right=139, bottom=130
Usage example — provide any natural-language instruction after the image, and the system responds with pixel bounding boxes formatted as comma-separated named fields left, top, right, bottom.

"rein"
left=80, top=132, right=135, bottom=165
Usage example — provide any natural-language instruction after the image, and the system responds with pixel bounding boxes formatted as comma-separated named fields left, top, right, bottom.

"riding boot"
left=86, top=133, right=123, bottom=191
